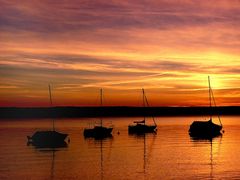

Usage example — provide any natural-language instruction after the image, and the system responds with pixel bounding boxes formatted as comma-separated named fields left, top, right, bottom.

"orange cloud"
left=0, top=0, right=239, bottom=107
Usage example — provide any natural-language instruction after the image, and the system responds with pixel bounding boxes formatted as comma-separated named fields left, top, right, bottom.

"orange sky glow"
left=0, top=0, right=239, bottom=107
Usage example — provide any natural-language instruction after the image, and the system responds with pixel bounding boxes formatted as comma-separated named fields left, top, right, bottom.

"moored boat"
left=128, top=89, right=157, bottom=134
left=84, top=126, right=113, bottom=139
left=27, top=85, right=68, bottom=147
left=84, top=89, right=113, bottom=138
left=189, top=120, right=222, bottom=138
left=189, top=76, right=223, bottom=138
left=27, top=130, right=68, bottom=147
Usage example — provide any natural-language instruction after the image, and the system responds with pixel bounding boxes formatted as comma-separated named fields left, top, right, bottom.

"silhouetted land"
left=0, top=106, right=239, bottom=119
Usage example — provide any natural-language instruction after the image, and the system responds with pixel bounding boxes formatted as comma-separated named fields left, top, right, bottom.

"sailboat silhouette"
left=27, top=85, right=68, bottom=148
left=189, top=76, right=223, bottom=138
left=84, top=89, right=113, bottom=139
left=128, top=89, right=157, bottom=134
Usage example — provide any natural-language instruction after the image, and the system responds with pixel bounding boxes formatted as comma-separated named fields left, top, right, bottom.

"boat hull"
left=27, top=131, right=68, bottom=147
left=84, top=126, right=113, bottom=138
left=128, top=124, right=157, bottom=134
left=189, top=120, right=222, bottom=138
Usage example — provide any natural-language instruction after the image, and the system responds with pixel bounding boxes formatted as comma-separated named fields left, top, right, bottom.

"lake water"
left=0, top=116, right=240, bottom=179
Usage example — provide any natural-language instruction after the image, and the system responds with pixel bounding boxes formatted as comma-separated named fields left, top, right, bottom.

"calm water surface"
left=0, top=116, right=240, bottom=179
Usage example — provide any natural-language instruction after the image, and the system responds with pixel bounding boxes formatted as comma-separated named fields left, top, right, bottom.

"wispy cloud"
left=1, top=0, right=239, bottom=32
left=0, top=0, right=239, bottom=106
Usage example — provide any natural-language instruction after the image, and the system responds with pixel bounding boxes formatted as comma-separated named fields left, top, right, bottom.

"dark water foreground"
left=0, top=106, right=240, bottom=118
left=0, top=116, right=240, bottom=179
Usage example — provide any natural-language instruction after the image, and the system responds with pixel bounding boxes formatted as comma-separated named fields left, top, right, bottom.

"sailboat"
left=128, top=89, right=157, bottom=134
left=189, top=76, right=223, bottom=138
left=27, top=85, right=68, bottom=147
left=83, top=89, right=113, bottom=138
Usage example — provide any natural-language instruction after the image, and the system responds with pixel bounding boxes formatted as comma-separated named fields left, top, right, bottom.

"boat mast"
left=210, top=82, right=223, bottom=127
left=100, top=88, right=103, bottom=127
left=142, top=89, right=157, bottom=126
left=208, top=76, right=223, bottom=126
left=48, top=84, right=55, bottom=131
left=142, top=89, right=146, bottom=125
left=208, top=76, right=212, bottom=121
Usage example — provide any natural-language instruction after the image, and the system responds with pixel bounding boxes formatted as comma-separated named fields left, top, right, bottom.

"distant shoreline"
left=0, top=106, right=239, bottom=119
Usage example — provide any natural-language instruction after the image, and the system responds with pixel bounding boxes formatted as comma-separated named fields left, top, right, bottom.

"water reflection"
left=128, top=133, right=157, bottom=178
left=30, top=147, right=67, bottom=179
left=27, top=141, right=68, bottom=149
left=2, top=117, right=240, bottom=179
left=85, top=136, right=113, bottom=180
left=189, top=133, right=222, bottom=141
left=84, top=134, right=113, bottom=140
left=190, top=134, right=222, bottom=179
left=48, top=149, right=56, bottom=180
left=27, top=140, right=68, bottom=179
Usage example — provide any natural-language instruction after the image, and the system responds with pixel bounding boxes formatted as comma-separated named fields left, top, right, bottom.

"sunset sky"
left=0, top=0, right=239, bottom=107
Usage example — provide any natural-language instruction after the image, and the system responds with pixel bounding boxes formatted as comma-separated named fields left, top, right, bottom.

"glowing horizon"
left=0, top=0, right=239, bottom=107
